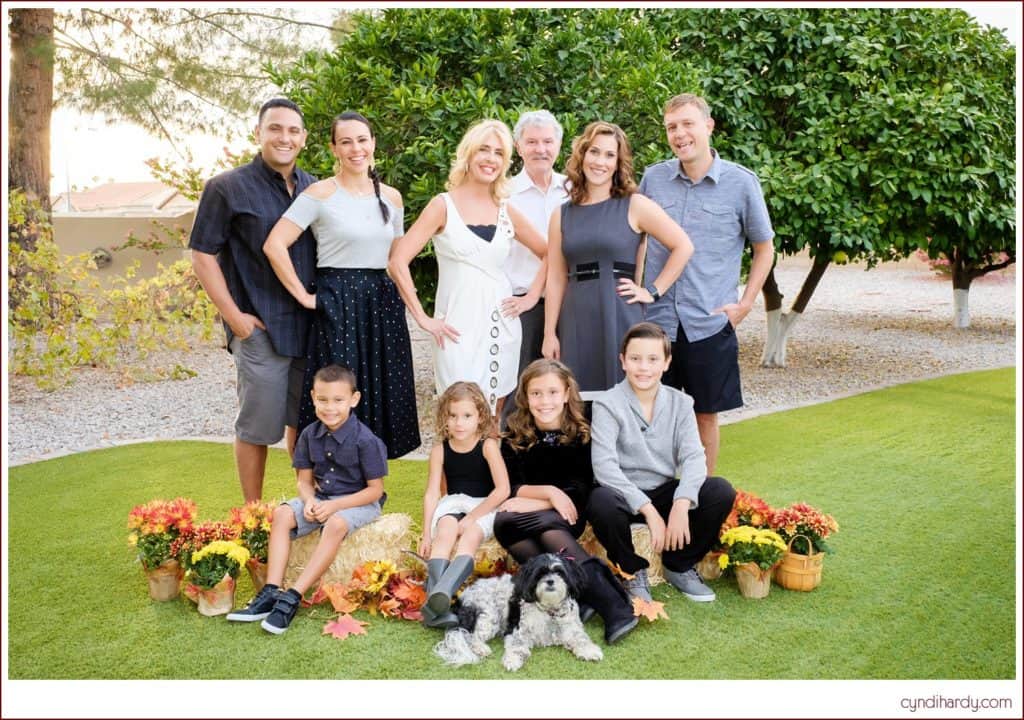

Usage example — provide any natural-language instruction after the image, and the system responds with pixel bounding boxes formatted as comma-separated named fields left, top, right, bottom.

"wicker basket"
left=773, top=534, right=824, bottom=592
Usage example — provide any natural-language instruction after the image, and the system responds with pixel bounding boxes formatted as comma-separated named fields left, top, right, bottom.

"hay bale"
left=473, top=536, right=515, bottom=577
left=284, top=513, right=414, bottom=587
left=579, top=523, right=664, bottom=585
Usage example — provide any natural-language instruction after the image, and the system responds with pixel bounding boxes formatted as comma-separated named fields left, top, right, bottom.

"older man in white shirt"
left=502, top=110, right=569, bottom=378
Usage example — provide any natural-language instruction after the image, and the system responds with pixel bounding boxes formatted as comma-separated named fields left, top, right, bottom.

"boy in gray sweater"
left=587, top=322, right=736, bottom=602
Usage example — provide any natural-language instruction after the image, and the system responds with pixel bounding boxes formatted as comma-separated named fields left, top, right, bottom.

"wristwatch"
left=645, top=283, right=661, bottom=301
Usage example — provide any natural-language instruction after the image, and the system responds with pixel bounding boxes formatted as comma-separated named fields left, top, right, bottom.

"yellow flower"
left=718, top=553, right=730, bottom=570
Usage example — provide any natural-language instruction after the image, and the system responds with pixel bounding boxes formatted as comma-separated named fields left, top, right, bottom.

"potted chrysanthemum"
left=186, top=540, right=251, bottom=616
left=127, top=497, right=197, bottom=600
left=700, top=489, right=775, bottom=581
left=718, top=525, right=787, bottom=599
left=769, top=502, right=839, bottom=591
left=228, top=501, right=274, bottom=592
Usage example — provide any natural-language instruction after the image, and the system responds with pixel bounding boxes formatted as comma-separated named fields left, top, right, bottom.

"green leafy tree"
left=649, top=8, right=1015, bottom=358
left=271, top=8, right=700, bottom=308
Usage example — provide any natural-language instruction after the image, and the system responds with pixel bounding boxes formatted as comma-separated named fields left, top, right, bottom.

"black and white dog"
left=432, top=553, right=602, bottom=671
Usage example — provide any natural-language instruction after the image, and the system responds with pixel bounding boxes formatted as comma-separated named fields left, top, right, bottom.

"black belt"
left=568, top=261, right=636, bottom=281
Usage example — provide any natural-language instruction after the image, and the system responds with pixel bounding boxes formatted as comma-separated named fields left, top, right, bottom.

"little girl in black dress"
left=494, top=359, right=637, bottom=644
left=419, top=382, right=509, bottom=628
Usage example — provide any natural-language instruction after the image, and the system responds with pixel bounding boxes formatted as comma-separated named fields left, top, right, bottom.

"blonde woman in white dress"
left=389, top=119, right=547, bottom=418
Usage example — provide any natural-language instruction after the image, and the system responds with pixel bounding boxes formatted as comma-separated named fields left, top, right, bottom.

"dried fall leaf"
left=323, top=583, right=360, bottom=613
left=390, top=578, right=426, bottom=606
left=378, top=596, right=402, bottom=617
left=323, top=614, right=369, bottom=640
left=632, top=597, right=669, bottom=622
left=609, top=562, right=635, bottom=580
left=302, top=583, right=328, bottom=608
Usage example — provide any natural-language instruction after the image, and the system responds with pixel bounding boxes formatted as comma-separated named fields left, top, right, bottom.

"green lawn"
left=6, top=368, right=1016, bottom=679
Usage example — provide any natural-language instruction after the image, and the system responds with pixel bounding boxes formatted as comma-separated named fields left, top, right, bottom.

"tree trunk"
left=950, top=248, right=973, bottom=329
left=761, top=254, right=830, bottom=367
left=8, top=8, right=55, bottom=250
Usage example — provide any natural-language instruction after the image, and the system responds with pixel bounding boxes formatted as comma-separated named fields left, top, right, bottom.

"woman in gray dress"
left=542, top=121, right=693, bottom=396
left=264, top=111, right=420, bottom=458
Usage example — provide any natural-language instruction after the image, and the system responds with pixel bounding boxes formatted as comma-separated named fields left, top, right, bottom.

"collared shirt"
left=639, top=150, right=774, bottom=342
left=506, top=169, right=569, bottom=294
left=292, top=415, right=389, bottom=500
left=189, top=154, right=317, bottom=357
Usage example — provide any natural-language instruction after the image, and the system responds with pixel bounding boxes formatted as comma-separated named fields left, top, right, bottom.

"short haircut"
left=258, top=98, right=305, bottom=127
left=619, top=322, right=672, bottom=358
left=513, top=110, right=564, bottom=146
left=313, top=364, right=357, bottom=392
left=663, top=93, right=711, bottom=120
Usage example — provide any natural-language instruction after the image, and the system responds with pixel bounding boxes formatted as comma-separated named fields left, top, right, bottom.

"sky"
left=7, top=3, right=1022, bottom=197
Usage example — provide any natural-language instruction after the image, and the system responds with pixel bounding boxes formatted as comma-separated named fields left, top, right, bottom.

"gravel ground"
left=6, top=255, right=1016, bottom=466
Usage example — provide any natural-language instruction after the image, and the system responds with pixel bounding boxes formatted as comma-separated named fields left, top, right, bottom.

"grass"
left=6, top=368, right=1016, bottom=680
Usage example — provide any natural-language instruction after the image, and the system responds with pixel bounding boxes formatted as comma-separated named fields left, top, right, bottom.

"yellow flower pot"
left=197, top=576, right=236, bottom=616
left=734, top=562, right=772, bottom=599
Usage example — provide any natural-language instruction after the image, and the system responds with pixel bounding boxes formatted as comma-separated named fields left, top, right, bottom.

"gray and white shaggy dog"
left=432, top=553, right=603, bottom=671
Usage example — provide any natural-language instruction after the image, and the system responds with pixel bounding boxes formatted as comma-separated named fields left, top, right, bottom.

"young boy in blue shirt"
left=227, top=364, right=387, bottom=634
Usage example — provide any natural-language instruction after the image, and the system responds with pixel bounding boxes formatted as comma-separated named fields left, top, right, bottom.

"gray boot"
left=421, top=558, right=457, bottom=628
left=427, top=554, right=475, bottom=615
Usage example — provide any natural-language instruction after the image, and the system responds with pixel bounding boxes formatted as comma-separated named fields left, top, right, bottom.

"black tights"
left=493, top=509, right=590, bottom=564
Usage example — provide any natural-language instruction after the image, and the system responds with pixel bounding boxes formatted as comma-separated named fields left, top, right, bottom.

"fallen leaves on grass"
left=323, top=614, right=369, bottom=640
left=632, top=597, right=668, bottom=622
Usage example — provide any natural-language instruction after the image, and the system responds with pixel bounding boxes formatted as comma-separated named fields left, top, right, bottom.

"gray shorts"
left=284, top=497, right=382, bottom=539
left=229, top=327, right=305, bottom=445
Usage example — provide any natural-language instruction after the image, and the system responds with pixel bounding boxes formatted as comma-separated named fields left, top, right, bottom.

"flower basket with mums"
left=699, top=489, right=775, bottom=581
left=768, top=502, right=839, bottom=555
left=127, top=497, right=197, bottom=600
left=185, top=540, right=250, bottom=616
left=769, top=503, right=838, bottom=591
left=228, top=501, right=274, bottom=591
left=718, top=526, right=787, bottom=599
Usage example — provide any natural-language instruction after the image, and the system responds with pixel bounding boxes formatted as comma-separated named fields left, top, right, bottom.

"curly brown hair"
left=503, top=359, right=590, bottom=452
left=563, top=121, right=637, bottom=206
left=435, top=381, right=493, bottom=441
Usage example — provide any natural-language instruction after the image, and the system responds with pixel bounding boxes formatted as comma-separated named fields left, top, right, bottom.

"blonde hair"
left=564, top=121, right=637, bottom=206
left=663, top=93, right=712, bottom=120
left=503, top=360, right=590, bottom=452
left=435, top=382, right=494, bottom=441
left=446, top=119, right=513, bottom=203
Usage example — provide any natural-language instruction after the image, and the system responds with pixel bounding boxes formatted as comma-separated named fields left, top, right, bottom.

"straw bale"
left=579, top=523, right=664, bottom=585
left=284, top=513, right=414, bottom=587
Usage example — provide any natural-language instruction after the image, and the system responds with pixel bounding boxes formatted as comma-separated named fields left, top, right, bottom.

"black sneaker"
left=226, top=584, right=280, bottom=622
left=261, top=588, right=302, bottom=635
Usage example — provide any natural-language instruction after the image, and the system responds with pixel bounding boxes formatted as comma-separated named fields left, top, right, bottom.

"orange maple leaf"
left=400, top=606, right=423, bottom=621
left=323, top=582, right=361, bottom=613
left=302, top=583, right=329, bottom=608
left=323, top=614, right=369, bottom=639
left=632, top=597, right=669, bottom=622
left=378, top=596, right=403, bottom=617
left=390, top=578, right=426, bottom=606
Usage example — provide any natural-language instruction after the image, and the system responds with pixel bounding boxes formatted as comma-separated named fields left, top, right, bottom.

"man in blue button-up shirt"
left=640, top=94, right=775, bottom=475
left=190, top=98, right=317, bottom=502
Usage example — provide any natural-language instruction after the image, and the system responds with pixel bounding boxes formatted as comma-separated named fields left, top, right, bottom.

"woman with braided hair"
left=265, top=110, right=420, bottom=458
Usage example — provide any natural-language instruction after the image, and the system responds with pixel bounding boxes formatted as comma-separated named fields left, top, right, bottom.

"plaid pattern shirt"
left=189, top=154, right=317, bottom=357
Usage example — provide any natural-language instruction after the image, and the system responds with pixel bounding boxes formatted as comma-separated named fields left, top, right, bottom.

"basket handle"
left=786, top=534, right=815, bottom=554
